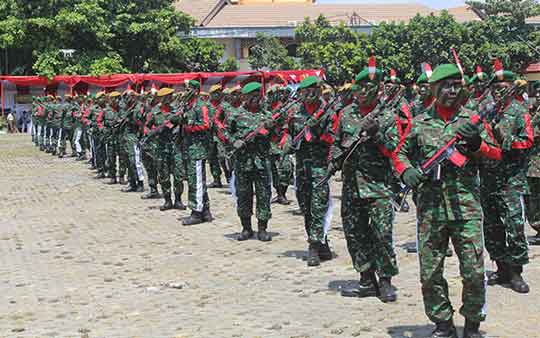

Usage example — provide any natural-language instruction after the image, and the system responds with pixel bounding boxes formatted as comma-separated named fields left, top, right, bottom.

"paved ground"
left=0, top=133, right=539, bottom=338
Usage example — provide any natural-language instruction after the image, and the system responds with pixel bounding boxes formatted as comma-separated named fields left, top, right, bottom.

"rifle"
left=396, top=83, right=518, bottom=209
left=314, top=88, right=405, bottom=189
left=291, top=91, right=352, bottom=150
left=225, top=94, right=301, bottom=159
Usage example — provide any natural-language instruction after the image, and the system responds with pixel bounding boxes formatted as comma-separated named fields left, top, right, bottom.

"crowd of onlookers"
left=0, top=110, right=31, bottom=133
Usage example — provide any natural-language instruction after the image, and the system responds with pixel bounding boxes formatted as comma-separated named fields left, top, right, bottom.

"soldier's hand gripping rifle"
left=291, top=90, right=352, bottom=150
left=226, top=94, right=302, bottom=159
left=396, top=83, right=518, bottom=208
left=314, top=88, right=405, bottom=189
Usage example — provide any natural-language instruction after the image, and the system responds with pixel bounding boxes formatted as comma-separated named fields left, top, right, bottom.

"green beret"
left=470, top=73, right=488, bottom=84
left=188, top=80, right=200, bottom=89
left=355, top=67, right=384, bottom=83
left=463, top=75, right=471, bottom=85
left=241, top=82, right=262, bottom=94
left=298, top=76, right=320, bottom=90
left=416, top=73, right=429, bottom=84
left=491, top=70, right=516, bottom=83
left=429, top=64, right=462, bottom=84
left=384, top=76, right=401, bottom=85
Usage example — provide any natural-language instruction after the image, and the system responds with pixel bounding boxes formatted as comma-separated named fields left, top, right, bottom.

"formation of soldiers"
left=30, top=57, right=540, bottom=338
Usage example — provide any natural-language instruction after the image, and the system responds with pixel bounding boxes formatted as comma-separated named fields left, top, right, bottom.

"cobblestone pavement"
left=0, top=133, right=539, bottom=338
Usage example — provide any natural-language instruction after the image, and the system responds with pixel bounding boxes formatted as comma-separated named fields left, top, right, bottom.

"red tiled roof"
left=174, top=0, right=223, bottom=25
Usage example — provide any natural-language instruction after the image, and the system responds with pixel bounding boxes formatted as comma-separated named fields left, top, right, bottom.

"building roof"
left=442, top=6, right=482, bottom=23
left=205, top=3, right=434, bottom=27
left=174, top=0, right=223, bottom=25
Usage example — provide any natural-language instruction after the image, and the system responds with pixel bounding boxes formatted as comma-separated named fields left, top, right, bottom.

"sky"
left=317, top=0, right=466, bottom=9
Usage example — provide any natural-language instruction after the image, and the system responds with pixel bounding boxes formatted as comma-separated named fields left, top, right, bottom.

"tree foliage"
left=248, top=33, right=298, bottom=71
left=0, top=0, right=226, bottom=77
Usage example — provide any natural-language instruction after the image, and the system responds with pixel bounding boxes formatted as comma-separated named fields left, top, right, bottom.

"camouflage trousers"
left=107, top=138, right=127, bottom=179
left=233, top=159, right=272, bottom=221
left=341, top=192, right=398, bottom=278
left=186, top=158, right=210, bottom=212
left=58, top=128, right=74, bottom=156
left=481, top=191, right=529, bottom=266
left=295, top=158, right=331, bottom=244
left=156, top=141, right=185, bottom=197
left=525, top=177, right=540, bottom=233
left=208, top=140, right=223, bottom=182
left=122, top=133, right=145, bottom=184
left=417, top=216, right=486, bottom=323
left=49, top=127, right=59, bottom=152
left=94, top=135, right=107, bottom=173
left=142, top=140, right=159, bottom=191
left=270, top=154, right=294, bottom=191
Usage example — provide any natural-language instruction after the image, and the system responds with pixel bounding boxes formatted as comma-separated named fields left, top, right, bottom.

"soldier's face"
left=302, top=87, right=321, bottom=104
left=244, top=92, right=261, bottom=107
left=354, top=81, right=379, bottom=106
left=161, top=95, right=173, bottom=106
left=491, top=82, right=511, bottom=101
left=210, top=92, right=222, bottom=102
left=433, top=79, right=463, bottom=108
left=418, top=84, right=431, bottom=99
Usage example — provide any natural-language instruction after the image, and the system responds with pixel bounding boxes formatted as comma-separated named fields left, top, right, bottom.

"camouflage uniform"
left=141, top=97, right=161, bottom=198
left=395, top=104, right=499, bottom=324
left=226, top=102, right=273, bottom=223
left=480, top=97, right=532, bottom=268
left=526, top=101, right=540, bottom=235
left=58, top=98, right=74, bottom=157
left=284, top=98, right=335, bottom=244
left=181, top=93, right=212, bottom=223
left=332, top=101, right=399, bottom=279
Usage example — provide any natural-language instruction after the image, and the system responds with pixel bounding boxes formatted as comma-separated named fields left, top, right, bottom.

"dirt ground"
left=0, top=133, right=539, bottom=338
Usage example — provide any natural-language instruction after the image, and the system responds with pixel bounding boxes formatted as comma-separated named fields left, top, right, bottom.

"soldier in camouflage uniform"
left=479, top=71, right=532, bottom=293
left=526, top=81, right=540, bottom=243
left=411, top=70, right=436, bottom=117
left=225, top=82, right=273, bottom=241
left=36, top=97, right=47, bottom=150
left=145, top=87, right=186, bottom=211
left=334, top=67, right=399, bottom=303
left=207, top=84, right=226, bottom=188
left=58, top=95, right=74, bottom=158
left=44, top=96, right=55, bottom=153
left=267, top=83, right=294, bottom=205
left=181, top=80, right=213, bottom=226
left=282, top=76, right=335, bottom=267
left=102, top=92, right=125, bottom=184
left=93, top=92, right=109, bottom=179
left=139, top=91, right=162, bottom=199
left=72, top=95, right=86, bottom=160
left=395, top=64, right=502, bottom=338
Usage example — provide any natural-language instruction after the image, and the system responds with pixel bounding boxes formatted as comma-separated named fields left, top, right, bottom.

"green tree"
left=0, top=0, right=225, bottom=76
left=248, top=33, right=298, bottom=71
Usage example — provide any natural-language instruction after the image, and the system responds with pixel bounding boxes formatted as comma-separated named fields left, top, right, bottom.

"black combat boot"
left=202, top=208, right=213, bottom=222
left=429, top=319, right=458, bottom=338
left=318, top=237, right=333, bottom=261
left=378, top=277, right=397, bottom=303
left=182, top=211, right=205, bottom=226
left=307, top=242, right=321, bottom=267
left=160, top=194, right=174, bottom=211
left=159, top=193, right=173, bottom=211
left=509, top=265, right=529, bottom=293
left=208, top=179, right=223, bottom=188
left=118, top=176, right=126, bottom=185
left=173, top=192, right=187, bottom=210
left=76, top=153, right=85, bottom=161
left=121, top=180, right=137, bottom=192
left=238, top=217, right=254, bottom=241
left=95, top=171, right=106, bottom=179
left=487, top=261, right=510, bottom=286
left=141, top=187, right=161, bottom=199
left=51, top=148, right=57, bottom=156
left=105, top=177, right=118, bottom=185
left=341, top=271, right=378, bottom=298
left=463, top=319, right=483, bottom=338
left=277, top=186, right=291, bottom=205
left=135, top=180, right=144, bottom=192
left=257, top=220, right=272, bottom=242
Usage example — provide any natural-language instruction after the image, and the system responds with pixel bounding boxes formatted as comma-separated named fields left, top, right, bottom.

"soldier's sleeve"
left=223, top=108, right=238, bottom=144
left=319, top=109, right=336, bottom=145
left=393, top=121, right=418, bottom=176
left=329, top=111, right=345, bottom=164
left=184, top=102, right=210, bottom=133
left=504, top=103, right=534, bottom=152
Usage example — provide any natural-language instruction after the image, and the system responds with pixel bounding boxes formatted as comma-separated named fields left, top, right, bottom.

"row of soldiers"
left=31, top=59, right=539, bottom=338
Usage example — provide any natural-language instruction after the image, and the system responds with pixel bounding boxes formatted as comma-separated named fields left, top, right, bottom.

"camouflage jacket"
left=331, top=102, right=399, bottom=199
left=395, top=105, right=501, bottom=221
left=480, top=98, right=533, bottom=194
left=225, top=104, right=272, bottom=170
left=61, top=102, right=75, bottom=129
left=182, top=97, right=211, bottom=160
left=282, top=99, right=336, bottom=165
